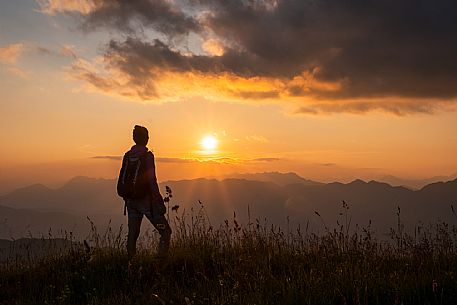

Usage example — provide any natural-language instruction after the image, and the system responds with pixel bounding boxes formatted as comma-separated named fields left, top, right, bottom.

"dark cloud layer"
left=81, top=0, right=201, bottom=36
left=68, top=0, right=457, bottom=114
left=202, top=0, right=457, bottom=98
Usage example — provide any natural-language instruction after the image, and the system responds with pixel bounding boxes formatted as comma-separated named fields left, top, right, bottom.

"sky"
left=1, top=0, right=457, bottom=192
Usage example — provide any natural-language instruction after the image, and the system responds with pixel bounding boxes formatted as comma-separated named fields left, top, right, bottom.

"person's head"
left=133, top=125, right=149, bottom=146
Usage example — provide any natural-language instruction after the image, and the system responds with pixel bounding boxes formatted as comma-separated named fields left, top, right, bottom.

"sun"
left=201, top=135, right=218, bottom=151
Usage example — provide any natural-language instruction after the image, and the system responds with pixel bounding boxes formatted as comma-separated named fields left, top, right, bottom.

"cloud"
left=250, top=157, right=280, bottom=162
left=38, top=0, right=200, bottom=36
left=202, top=39, right=225, bottom=56
left=6, top=66, right=29, bottom=78
left=92, top=155, right=122, bottom=160
left=319, top=163, right=337, bottom=167
left=0, top=43, right=29, bottom=78
left=92, top=155, right=200, bottom=163
left=0, top=42, right=80, bottom=78
left=53, top=0, right=457, bottom=114
left=0, top=44, right=24, bottom=64
left=295, top=99, right=456, bottom=116
left=92, top=155, right=230, bottom=163
left=34, top=44, right=79, bottom=58
left=160, top=156, right=279, bottom=165
left=60, top=45, right=78, bottom=58
left=68, top=38, right=341, bottom=102
left=92, top=155, right=281, bottom=164
left=245, top=135, right=269, bottom=143
left=36, top=0, right=96, bottom=15
left=156, top=157, right=200, bottom=164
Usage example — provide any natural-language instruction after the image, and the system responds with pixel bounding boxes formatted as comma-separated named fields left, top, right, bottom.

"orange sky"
left=1, top=0, right=457, bottom=192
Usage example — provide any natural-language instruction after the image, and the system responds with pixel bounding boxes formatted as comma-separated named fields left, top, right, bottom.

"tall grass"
left=1, top=198, right=456, bottom=305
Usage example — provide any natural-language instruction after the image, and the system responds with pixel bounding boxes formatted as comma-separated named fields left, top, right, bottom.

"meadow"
left=1, top=198, right=456, bottom=305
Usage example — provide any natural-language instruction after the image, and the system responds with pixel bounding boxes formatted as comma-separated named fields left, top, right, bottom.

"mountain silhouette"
left=0, top=176, right=123, bottom=215
left=1, top=172, right=456, bottom=238
left=377, top=173, right=457, bottom=189
left=216, top=172, right=322, bottom=186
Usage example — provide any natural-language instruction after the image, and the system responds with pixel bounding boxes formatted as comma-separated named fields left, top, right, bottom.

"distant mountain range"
left=216, top=171, right=457, bottom=189
left=213, top=172, right=323, bottom=186
left=376, top=173, right=457, bottom=190
left=1, top=172, right=456, bottom=239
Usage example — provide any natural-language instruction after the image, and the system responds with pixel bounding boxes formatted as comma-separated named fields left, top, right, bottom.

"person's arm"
left=145, top=152, right=164, bottom=204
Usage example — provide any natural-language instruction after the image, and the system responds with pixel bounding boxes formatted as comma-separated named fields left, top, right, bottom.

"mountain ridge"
left=1, top=172, right=456, bottom=239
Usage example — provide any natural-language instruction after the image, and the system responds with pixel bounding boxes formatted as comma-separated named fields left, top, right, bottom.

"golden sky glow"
left=1, top=0, right=457, bottom=193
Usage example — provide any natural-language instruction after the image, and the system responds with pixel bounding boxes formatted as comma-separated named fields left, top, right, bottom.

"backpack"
left=117, top=151, right=151, bottom=200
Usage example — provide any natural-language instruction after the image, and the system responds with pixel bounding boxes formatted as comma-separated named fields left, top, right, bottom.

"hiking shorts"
left=126, top=196, right=166, bottom=220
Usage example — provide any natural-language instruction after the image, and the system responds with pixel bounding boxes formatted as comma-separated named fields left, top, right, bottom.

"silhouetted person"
left=117, top=125, right=171, bottom=259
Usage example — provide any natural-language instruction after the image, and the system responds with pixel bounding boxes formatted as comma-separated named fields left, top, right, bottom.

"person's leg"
left=145, top=208, right=172, bottom=256
left=127, top=206, right=143, bottom=260
left=155, top=215, right=172, bottom=256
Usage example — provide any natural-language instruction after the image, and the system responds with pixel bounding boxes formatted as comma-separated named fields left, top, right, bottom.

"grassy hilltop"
left=1, top=203, right=457, bottom=305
